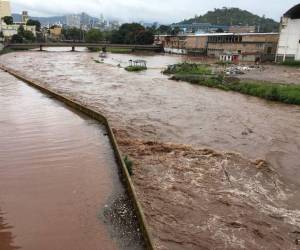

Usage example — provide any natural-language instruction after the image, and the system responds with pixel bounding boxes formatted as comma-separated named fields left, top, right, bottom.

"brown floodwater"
left=0, top=70, right=144, bottom=250
left=1, top=50, right=300, bottom=189
left=1, top=50, right=300, bottom=249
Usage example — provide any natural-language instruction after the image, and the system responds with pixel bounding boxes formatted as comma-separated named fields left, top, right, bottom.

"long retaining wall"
left=0, top=64, right=155, bottom=250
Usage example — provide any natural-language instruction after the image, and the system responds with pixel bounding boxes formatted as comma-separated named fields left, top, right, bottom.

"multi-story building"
left=66, top=14, right=81, bottom=28
left=49, top=26, right=62, bottom=41
left=0, top=0, right=11, bottom=20
left=0, top=8, right=36, bottom=39
left=276, top=4, right=300, bottom=62
left=22, top=11, right=29, bottom=24
left=155, top=32, right=279, bottom=62
left=0, top=22, right=36, bottom=38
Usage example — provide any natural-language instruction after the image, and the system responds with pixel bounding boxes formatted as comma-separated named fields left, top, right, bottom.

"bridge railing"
left=4, top=43, right=163, bottom=51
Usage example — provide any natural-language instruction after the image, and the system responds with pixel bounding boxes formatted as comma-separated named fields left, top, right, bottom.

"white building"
left=0, top=0, right=11, bottom=20
left=276, top=4, right=300, bottom=62
left=0, top=21, right=36, bottom=38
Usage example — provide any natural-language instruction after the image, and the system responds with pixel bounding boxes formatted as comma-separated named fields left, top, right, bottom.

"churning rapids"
left=1, top=49, right=300, bottom=249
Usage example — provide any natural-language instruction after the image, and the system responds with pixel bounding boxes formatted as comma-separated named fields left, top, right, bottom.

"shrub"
left=123, top=156, right=133, bottom=175
left=166, top=63, right=300, bottom=105
left=281, top=60, right=300, bottom=67
left=125, top=66, right=147, bottom=72
left=163, top=63, right=212, bottom=75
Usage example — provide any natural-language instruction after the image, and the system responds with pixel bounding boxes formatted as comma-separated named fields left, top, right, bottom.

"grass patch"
left=123, top=156, right=133, bottom=176
left=280, top=60, right=300, bottom=67
left=107, top=48, right=133, bottom=54
left=125, top=66, right=147, bottom=72
left=166, top=63, right=300, bottom=105
left=215, top=61, right=233, bottom=66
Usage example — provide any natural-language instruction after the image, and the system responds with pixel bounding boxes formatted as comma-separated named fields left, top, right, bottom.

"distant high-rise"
left=22, top=11, right=29, bottom=24
left=66, top=14, right=81, bottom=28
left=0, top=0, right=11, bottom=20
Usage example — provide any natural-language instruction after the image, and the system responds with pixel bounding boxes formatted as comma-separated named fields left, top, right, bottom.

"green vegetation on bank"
left=280, top=61, right=300, bottom=67
left=164, top=63, right=300, bottom=105
left=124, top=156, right=133, bottom=175
left=163, top=63, right=212, bottom=75
left=125, top=66, right=147, bottom=72
left=107, top=48, right=133, bottom=53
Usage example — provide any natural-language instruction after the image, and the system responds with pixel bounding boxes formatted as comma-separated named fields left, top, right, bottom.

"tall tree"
left=2, top=16, right=13, bottom=25
left=26, top=19, right=41, bottom=32
left=62, top=28, right=83, bottom=41
left=85, top=29, right=103, bottom=43
left=110, top=23, right=154, bottom=45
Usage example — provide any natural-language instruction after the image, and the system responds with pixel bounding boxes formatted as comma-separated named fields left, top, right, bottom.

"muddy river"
left=1, top=51, right=299, bottom=186
left=0, top=70, right=143, bottom=250
left=1, top=50, right=300, bottom=249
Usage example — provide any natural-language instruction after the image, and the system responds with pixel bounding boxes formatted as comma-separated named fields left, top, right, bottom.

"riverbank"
left=1, top=51, right=300, bottom=250
left=164, top=63, right=300, bottom=105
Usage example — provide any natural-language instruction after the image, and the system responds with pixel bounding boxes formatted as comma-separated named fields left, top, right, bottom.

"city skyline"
left=10, top=0, right=300, bottom=23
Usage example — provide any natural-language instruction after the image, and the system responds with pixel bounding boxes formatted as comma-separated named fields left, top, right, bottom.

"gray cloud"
left=10, top=0, right=300, bottom=23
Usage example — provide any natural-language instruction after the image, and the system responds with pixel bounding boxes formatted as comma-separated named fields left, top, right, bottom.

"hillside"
left=12, top=13, right=99, bottom=26
left=12, top=14, right=66, bottom=25
left=179, top=7, right=279, bottom=32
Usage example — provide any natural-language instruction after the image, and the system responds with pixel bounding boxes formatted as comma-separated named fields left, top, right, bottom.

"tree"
left=23, top=30, right=35, bottom=42
left=18, top=25, right=25, bottom=37
left=3, top=16, right=13, bottom=25
left=62, top=27, right=83, bottom=41
left=26, top=19, right=41, bottom=32
left=11, top=34, right=23, bottom=43
left=171, top=27, right=180, bottom=35
left=136, top=30, right=154, bottom=45
left=85, top=29, right=103, bottom=43
left=157, top=25, right=170, bottom=34
left=110, top=23, right=154, bottom=45
left=36, top=32, right=45, bottom=43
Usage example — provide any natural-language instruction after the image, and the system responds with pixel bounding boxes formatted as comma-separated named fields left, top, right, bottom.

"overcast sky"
left=10, top=0, right=300, bottom=23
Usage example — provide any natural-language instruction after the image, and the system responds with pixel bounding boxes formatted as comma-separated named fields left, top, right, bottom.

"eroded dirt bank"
left=1, top=51, right=300, bottom=249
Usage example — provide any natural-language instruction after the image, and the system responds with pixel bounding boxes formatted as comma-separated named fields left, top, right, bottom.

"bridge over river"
left=4, top=43, right=163, bottom=52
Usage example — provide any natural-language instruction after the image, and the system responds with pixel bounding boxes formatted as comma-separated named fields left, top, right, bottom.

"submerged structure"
left=276, top=4, right=300, bottom=62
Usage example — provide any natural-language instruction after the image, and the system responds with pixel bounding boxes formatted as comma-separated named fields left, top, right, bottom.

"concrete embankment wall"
left=0, top=64, right=155, bottom=250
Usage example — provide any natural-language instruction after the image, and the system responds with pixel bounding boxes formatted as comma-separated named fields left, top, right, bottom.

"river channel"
left=1, top=50, right=299, bottom=187
left=0, top=70, right=144, bottom=250
left=1, top=49, right=300, bottom=249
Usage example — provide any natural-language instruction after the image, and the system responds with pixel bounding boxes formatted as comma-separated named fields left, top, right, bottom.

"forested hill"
left=178, top=7, right=279, bottom=32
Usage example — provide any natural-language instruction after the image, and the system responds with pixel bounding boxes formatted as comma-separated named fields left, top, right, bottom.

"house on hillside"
left=276, top=4, right=300, bottom=62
